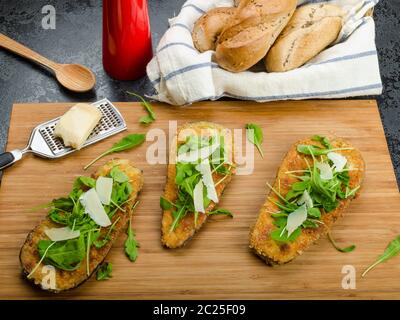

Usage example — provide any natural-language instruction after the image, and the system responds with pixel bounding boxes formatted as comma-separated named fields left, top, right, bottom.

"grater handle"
left=0, top=150, right=23, bottom=171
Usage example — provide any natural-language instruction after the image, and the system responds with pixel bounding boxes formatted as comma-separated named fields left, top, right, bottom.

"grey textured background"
left=0, top=0, right=399, bottom=182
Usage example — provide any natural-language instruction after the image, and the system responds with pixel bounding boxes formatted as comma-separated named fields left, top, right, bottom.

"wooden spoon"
left=0, top=33, right=96, bottom=92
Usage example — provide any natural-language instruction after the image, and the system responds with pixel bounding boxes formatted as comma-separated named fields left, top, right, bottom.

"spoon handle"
left=0, top=33, right=59, bottom=71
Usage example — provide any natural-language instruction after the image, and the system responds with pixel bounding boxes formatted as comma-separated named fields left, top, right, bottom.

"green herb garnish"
left=94, top=216, right=121, bottom=248
left=73, top=176, right=96, bottom=189
left=96, top=262, right=113, bottom=281
left=245, top=123, right=264, bottom=158
left=127, top=91, right=156, bottom=125
left=110, top=166, right=129, bottom=183
left=84, top=134, right=146, bottom=170
left=312, top=135, right=333, bottom=149
left=27, top=241, right=56, bottom=279
left=296, top=144, right=353, bottom=156
left=269, top=136, right=360, bottom=243
left=160, top=196, right=175, bottom=210
left=31, top=166, right=134, bottom=278
left=169, top=133, right=232, bottom=232
left=38, top=236, right=86, bottom=271
left=125, top=216, right=140, bottom=262
left=362, top=236, right=400, bottom=277
left=208, top=208, right=233, bottom=217
left=327, top=232, right=356, bottom=253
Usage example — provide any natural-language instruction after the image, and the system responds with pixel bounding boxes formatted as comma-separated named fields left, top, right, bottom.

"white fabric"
left=147, top=0, right=382, bottom=106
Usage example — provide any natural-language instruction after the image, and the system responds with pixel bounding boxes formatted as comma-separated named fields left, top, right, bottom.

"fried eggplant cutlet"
left=249, top=136, right=365, bottom=265
left=20, top=159, right=143, bottom=292
left=161, top=122, right=235, bottom=248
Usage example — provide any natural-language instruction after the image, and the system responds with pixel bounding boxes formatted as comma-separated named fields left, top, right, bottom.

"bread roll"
left=215, top=0, right=297, bottom=73
left=265, top=3, right=344, bottom=72
left=192, top=7, right=236, bottom=52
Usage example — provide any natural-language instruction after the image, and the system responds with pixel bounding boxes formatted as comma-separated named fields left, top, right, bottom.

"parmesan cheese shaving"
left=327, top=152, right=347, bottom=172
left=286, top=204, right=308, bottom=237
left=316, top=162, right=333, bottom=180
left=96, top=176, right=113, bottom=205
left=195, top=159, right=219, bottom=203
left=177, top=142, right=220, bottom=163
left=297, top=190, right=313, bottom=208
left=45, top=227, right=80, bottom=242
left=193, top=180, right=205, bottom=213
left=80, top=188, right=112, bottom=227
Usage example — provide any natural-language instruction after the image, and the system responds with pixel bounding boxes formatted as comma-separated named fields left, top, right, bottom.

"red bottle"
left=103, top=0, right=153, bottom=80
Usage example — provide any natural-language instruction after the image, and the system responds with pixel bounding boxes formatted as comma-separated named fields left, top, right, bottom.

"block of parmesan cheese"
left=54, top=103, right=102, bottom=150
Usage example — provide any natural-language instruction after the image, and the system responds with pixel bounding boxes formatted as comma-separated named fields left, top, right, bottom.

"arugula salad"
left=29, top=166, right=137, bottom=278
left=161, top=133, right=234, bottom=232
left=268, top=136, right=361, bottom=243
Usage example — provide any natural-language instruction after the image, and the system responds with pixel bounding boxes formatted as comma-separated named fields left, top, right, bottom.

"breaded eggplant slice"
left=20, top=159, right=143, bottom=292
left=161, top=122, right=235, bottom=248
left=249, top=136, right=365, bottom=265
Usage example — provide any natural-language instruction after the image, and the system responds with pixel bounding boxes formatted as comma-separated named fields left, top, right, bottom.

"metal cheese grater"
left=0, top=98, right=127, bottom=171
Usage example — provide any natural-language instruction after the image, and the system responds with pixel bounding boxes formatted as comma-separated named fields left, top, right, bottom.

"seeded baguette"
left=265, top=3, right=344, bottom=72
left=192, top=7, right=236, bottom=53
left=20, top=159, right=143, bottom=292
left=215, top=0, right=297, bottom=72
left=249, top=136, right=365, bottom=265
left=161, top=122, right=235, bottom=248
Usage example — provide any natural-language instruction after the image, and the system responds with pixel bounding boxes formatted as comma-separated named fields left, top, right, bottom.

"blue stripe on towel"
left=152, top=62, right=219, bottom=84
left=311, top=50, right=377, bottom=66
left=186, top=83, right=383, bottom=104
left=164, top=62, right=218, bottom=81
left=152, top=50, right=376, bottom=85
left=182, top=4, right=206, bottom=14
left=157, top=42, right=196, bottom=53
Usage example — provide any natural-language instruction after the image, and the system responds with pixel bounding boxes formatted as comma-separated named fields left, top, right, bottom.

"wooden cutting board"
left=0, top=100, right=399, bottom=300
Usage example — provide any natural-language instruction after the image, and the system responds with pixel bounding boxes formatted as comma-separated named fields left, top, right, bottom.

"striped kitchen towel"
left=147, top=0, right=382, bottom=106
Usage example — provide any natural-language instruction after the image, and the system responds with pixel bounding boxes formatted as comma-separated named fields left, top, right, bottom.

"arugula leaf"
left=271, top=225, right=302, bottom=242
left=268, top=136, right=359, bottom=243
left=48, top=209, right=69, bottom=225
left=362, top=236, right=400, bottom=277
left=160, top=196, right=174, bottom=210
left=175, top=163, right=195, bottom=185
left=181, top=174, right=201, bottom=197
left=169, top=133, right=231, bottom=231
left=127, top=91, right=156, bottom=125
left=285, top=189, right=304, bottom=202
left=84, top=134, right=146, bottom=170
left=245, top=123, right=264, bottom=158
left=292, top=180, right=310, bottom=191
left=302, top=219, right=319, bottom=229
left=297, top=144, right=327, bottom=156
left=93, top=217, right=120, bottom=248
left=38, top=236, right=86, bottom=271
left=96, top=262, right=113, bottom=281
left=52, top=197, right=74, bottom=211
left=208, top=208, right=233, bottom=217
left=111, top=181, right=132, bottom=206
left=169, top=196, right=190, bottom=232
left=32, top=167, right=137, bottom=275
left=312, top=135, right=333, bottom=149
left=327, top=232, right=356, bottom=253
left=124, top=217, right=140, bottom=262
left=297, top=144, right=353, bottom=156
left=73, top=176, right=96, bottom=190
left=307, top=207, right=321, bottom=219
left=139, top=115, right=154, bottom=124
left=110, top=166, right=129, bottom=183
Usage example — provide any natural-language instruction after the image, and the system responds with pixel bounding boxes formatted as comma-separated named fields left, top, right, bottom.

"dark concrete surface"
left=0, top=1, right=399, bottom=183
